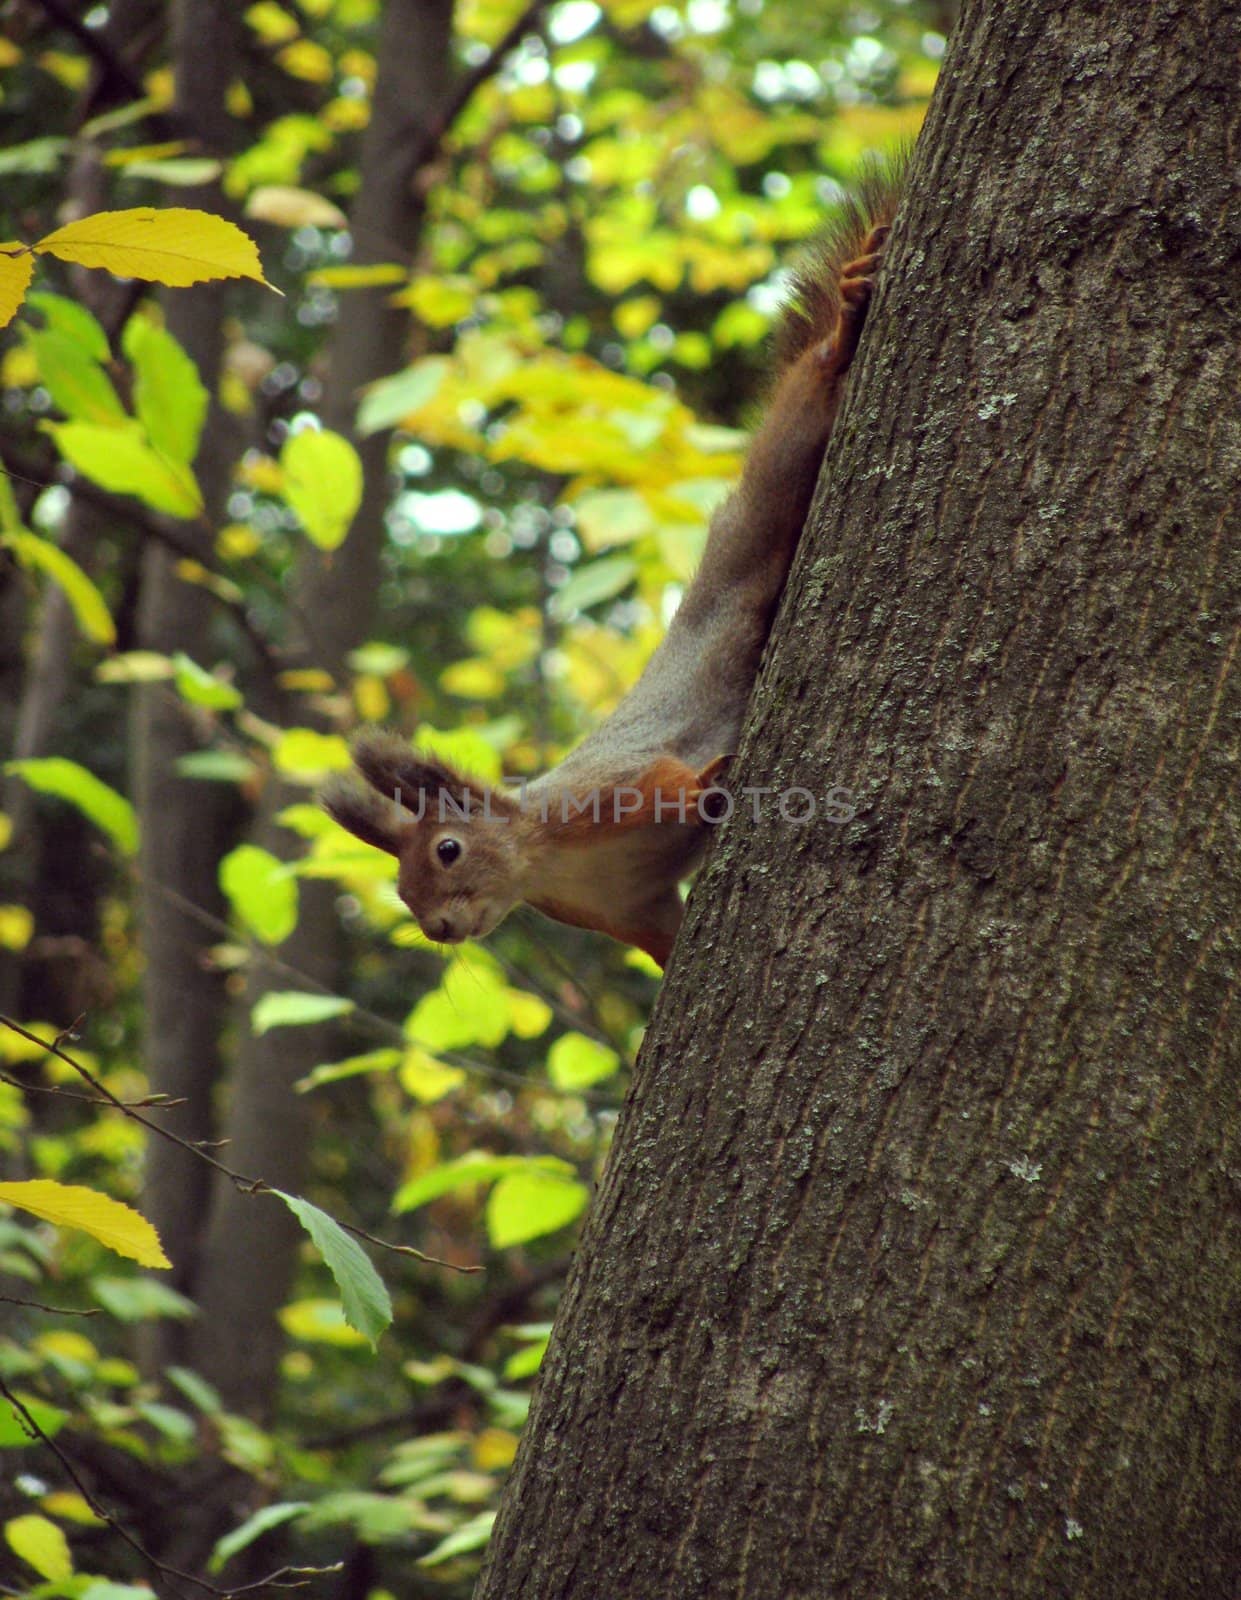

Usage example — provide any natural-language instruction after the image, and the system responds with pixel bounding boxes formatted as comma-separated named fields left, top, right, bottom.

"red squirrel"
left=323, top=159, right=903, bottom=967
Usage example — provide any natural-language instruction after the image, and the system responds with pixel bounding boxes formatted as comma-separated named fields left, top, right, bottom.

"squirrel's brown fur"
left=323, top=154, right=906, bottom=967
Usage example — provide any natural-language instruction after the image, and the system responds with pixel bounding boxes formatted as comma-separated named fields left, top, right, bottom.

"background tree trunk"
left=476, top=3, right=1241, bottom=1597
left=187, top=0, right=455, bottom=1417
left=132, top=0, right=242, bottom=1369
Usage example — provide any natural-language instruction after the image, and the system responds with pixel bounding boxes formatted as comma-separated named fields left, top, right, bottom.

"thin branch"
left=0, top=1374, right=336, bottom=1597
left=0, top=1065, right=185, bottom=1109
left=30, top=0, right=147, bottom=103
left=0, top=435, right=285, bottom=685
left=0, top=1294, right=99, bottom=1316
left=410, top=0, right=550, bottom=175
left=148, top=877, right=621, bottom=1107
left=0, top=1013, right=479, bottom=1274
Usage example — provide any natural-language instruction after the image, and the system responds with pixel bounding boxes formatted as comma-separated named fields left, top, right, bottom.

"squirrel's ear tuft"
left=321, top=776, right=404, bottom=856
left=349, top=728, right=468, bottom=813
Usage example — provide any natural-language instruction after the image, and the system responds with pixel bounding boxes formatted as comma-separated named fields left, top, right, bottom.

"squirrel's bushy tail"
left=773, top=146, right=909, bottom=372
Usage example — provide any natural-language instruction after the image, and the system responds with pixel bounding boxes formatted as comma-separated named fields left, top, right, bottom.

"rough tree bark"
left=187, top=0, right=455, bottom=1415
left=477, top=4, right=1240, bottom=1598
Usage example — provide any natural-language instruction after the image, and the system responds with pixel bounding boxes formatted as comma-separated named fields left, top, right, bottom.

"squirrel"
left=322, top=158, right=904, bottom=968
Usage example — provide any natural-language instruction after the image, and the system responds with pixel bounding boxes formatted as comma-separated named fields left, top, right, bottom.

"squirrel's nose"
left=425, top=915, right=457, bottom=943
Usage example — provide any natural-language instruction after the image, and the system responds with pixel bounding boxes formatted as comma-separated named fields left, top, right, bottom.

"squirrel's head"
left=321, top=731, right=526, bottom=947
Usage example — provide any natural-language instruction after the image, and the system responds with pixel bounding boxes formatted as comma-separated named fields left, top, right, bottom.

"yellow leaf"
left=308, top=263, right=406, bottom=289
left=0, top=905, right=34, bottom=951
left=0, top=1180, right=171, bottom=1268
left=38, top=1493, right=102, bottom=1528
left=34, top=208, right=273, bottom=290
left=399, top=1048, right=466, bottom=1105
left=472, top=1427, right=519, bottom=1470
left=245, top=185, right=347, bottom=229
left=277, top=38, right=335, bottom=83
left=7, top=531, right=116, bottom=644
left=5, top=1514, right=73, bottom=1583
left=0, top=246, right=35, bottom=331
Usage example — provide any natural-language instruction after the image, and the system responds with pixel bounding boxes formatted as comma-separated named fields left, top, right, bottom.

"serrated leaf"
left=0, top=247, right=35, bottom=331
left=547, top=1031, right=620, bottom=1089
left=6, top=531, right=115, bottom=644
left=209, top=1502, right=310, bottom=1574
left=280, top=428, right=363, bottom=550
left=5, top=1513, right=73, bottom=1582
left=220, top=843, right=297, bottom=944
left=278, top=1296, right=371, bottom=1347
left=34, top=207, right=272, bottom=289
left=486, top=1170, right=590, bottom=1249
left=24, top=328, right=126, bottom=424
left=250, top=991, right=354, bottom=1035
left=48, top=420, right=202, bottom=517
left=123, top=317, right=208, bottom=464
left=5, top=757, right=137, bottom=853
left=273, top=1191, right=391, bottom=1345
left=0, top=1180, right=170, bottom=1268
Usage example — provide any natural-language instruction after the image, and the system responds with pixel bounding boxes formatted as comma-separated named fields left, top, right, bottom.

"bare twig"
left=0, top=1294, right=99, bottom=1316
left=0, top=1374, right=338, bottom=1597
left=0, top=1013, right=479, bottom=1274
left=410, top=0, right=550, bottom=174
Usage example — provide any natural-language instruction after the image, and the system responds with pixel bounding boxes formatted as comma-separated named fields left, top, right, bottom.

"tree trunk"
left=187, top=0, right=455, bottom=1416
left=476, top=4, right=1241, bottom=1598
left=132, top=0, right=241, bottom=1366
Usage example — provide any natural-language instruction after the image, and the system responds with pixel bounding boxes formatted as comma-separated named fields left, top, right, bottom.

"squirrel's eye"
left=436, top=837, right=463, bottom=867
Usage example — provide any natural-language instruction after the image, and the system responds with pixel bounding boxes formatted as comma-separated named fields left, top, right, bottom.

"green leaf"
left=47, top=420, right=203, bottom=518
left=209, top=1502, right=310, bottom=1574
left=295, top=1047, right=402, bottom=1092
left=5, top=1512, right=73, bottom=1582
left=5, top=757, right=137, bottom=854
left=175, top=750, right=257, bottom=783
left=393, top=1153, right=577, bottom=1214
left=419, top=1510, right=496, bottom=1567
left=250, top=991, right=355, bottom=1035
left=486, top=1170, right=590, bottom=1248
left=0, top=1391, right=66, bottom=1447
left=0, top=138, right=69, bottom=176
left=123, top=317, right=208, bottom=464
left=547, top=1031, right=621, bottom=1089
left=273, top=1191, right=391, bottom=1345
left=117, top=157, right=223, bottom=187
left=549, top=555, right=637, bottom=619
left=280, top=428, right=363, bottom=550
left=91, top=1276, right=196, bottom=1322
left=6, top=531, right=115, bottom=644
left=220, top=844, right=297, bottom=945
left=165, top=1365, right=221, bottom=1413
left=356, top=358, right=450, bottom=435
left=24, top=328, right=127, bottom=424
left=171, top=651, right=242, bottom=710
